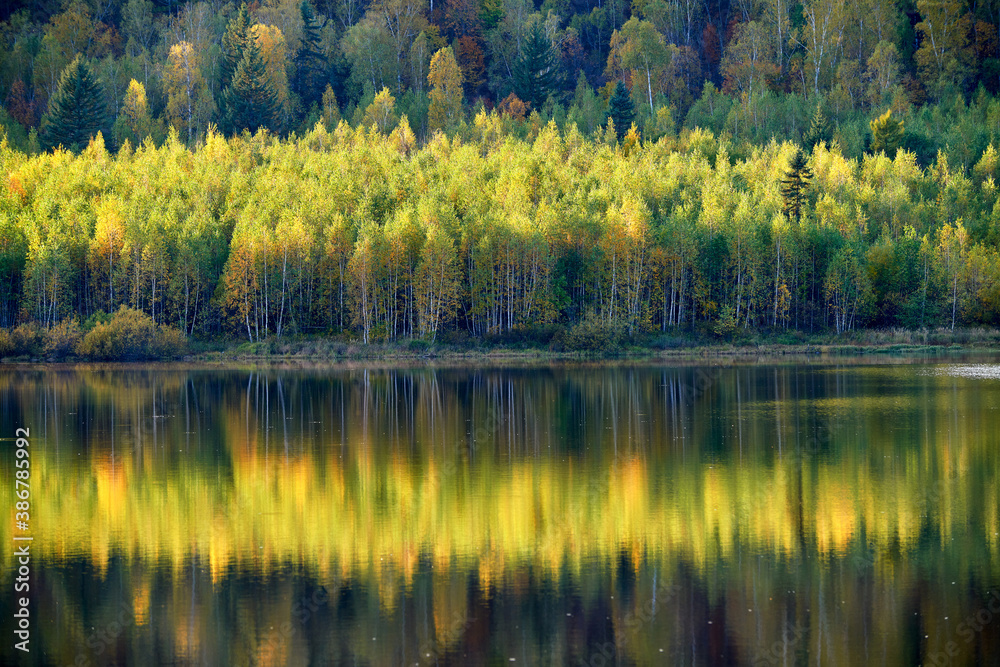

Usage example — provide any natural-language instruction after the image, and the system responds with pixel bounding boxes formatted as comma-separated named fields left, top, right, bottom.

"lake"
left=1, top=359, right=999, bottom=666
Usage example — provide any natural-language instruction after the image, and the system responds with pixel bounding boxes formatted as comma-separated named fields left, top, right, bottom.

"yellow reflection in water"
left=1, top=364, right=999, bottom=666
left=6, top=435, right=997, bottom=590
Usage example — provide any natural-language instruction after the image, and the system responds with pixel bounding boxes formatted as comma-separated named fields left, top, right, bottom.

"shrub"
left=555, top=313, right=624, bottom=353
left=10, top=324, right=43, bottom=356
left=407, top=338, right=430, bottom=352
left=151, top=323, right=188, bottom=358
left=485, top=324, right=563, bottom=347
left=0, top=328, right=11, bottom=357
left=43, top=319, right=83, bottom=358
left=78, top=307, right=187, bottom=360
left=437, top=328, right=473, bottom=347
left=713, top=305, right=738, bottom=338
left=83, top=310, right=112, bottom=331
left=646, top=334, right=692, bottom=350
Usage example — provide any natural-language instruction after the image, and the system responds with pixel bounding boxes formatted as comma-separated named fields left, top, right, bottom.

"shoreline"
left=3, top=338, right=1000, bottom=367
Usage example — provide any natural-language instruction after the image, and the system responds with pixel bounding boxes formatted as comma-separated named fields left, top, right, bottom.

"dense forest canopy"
left=3, top=0, right=1000, bottom=345
left=2, top=0, right=1000, bottom=153
left=3, top=118, right=1000, bottom=345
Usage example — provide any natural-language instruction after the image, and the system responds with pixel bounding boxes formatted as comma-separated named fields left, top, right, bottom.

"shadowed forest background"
left=5, top=0, right=1000, bottom=355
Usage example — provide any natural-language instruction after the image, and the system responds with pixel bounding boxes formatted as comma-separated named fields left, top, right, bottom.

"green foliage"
left=607, top=81, right=635, bottom=139
left=83, top=310, right=113, bottom=331
left=713, top=305, right=741, bottom=338
left=568, top=72, right=605, bottom=135
left=0, top=0, right=996, bottom=159
left=406, top=337, right=430, bottom=352
left=479, top=0, right=503, bottom=32
left=5, top=110, right=1000, bottom=346
left=295, top=0, right=328, bottom=109
left=781, top=147, right=813, bottom=223
left=870, top=109, right=904, bottom=157
left=804, top=104, right=831, bottom=149
left=0, top=0, right=995, bottom=160
left=5, top=0, right=1000, bottom=349
left=485, top=324, right=564, bottom=347
left=683, top=82, right=732, bottom=136
left=0, top=108, right=31, bottom=153
left=555, top=312, right=624, bottom=352
left=77, top=307, right=187, bottom=360
left=39, top=55, right=108, bottom=152
left=513, top=22, right=561, bottom=111
left=223, top=38, right=281, bottom=133
left=221, top=3, right=253, bottom=92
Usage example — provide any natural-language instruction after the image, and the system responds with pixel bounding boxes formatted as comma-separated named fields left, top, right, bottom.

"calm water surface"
left=1, top=359, right=999, bottom=666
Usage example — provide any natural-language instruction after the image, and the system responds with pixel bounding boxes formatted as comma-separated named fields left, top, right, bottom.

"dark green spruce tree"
left=803, top=103, right=831, bottom=149
left=294, top=0, right=327, bottom=110
left=225, top=38, right=280, bottom=133
left=513, top=22, right=560, bottom=110
left=781, top=147, right=813, bottom=223
left=607, top=81, right=635, bottom=139
left=219, top=2, right=255, bottom=133
left=221, top=3, right=253, bottom=92
left=40, top=55, right=108, bottom=151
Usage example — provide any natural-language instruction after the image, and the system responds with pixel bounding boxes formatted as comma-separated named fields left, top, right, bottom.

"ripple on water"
left=931, top=364, right=1000, bottom=379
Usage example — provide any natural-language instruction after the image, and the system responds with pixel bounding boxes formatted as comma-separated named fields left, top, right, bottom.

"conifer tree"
left=40, top=55, right=108, bottom=151
left=225, top=38, right=280, bottom=133
left=221, top=4, right=253, bottom=92
left=606, top=81, right=635, bottom=139
left=294, top=0, right=327, bottom=109
left=513, top=22, right=560, bottom=110
left=781, top=147, right=813, bottom=223
left=869, top=109, right=904, bottom=158
left=803, top=104, right=831, bottom=149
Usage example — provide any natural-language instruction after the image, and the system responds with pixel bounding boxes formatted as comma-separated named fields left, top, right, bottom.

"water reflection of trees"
left=0, top=365, right=997, bottom=665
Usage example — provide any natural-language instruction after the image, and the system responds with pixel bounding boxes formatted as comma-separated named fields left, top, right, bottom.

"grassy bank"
left=178, top=326, right=1000, bottom=363
left=5, top=310, right=1000, bottom=363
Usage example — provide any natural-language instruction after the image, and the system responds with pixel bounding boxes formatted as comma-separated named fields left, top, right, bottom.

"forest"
left=4, top=0, right=1000, bottom=353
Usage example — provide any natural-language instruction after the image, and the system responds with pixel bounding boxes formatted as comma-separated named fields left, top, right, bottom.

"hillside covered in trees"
left=4, top=0, right=1000, bottom=351
left=2, top=0, right=1000, bottom=152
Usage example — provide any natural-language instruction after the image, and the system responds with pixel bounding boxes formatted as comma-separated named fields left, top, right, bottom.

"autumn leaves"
left=7, top=117, right=1000, bottom=343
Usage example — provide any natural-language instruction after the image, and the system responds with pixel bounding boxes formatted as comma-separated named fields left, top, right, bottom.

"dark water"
left=1, top=359, right=999, bottom=666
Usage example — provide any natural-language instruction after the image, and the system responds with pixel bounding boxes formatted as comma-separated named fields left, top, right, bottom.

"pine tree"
left=40, top=55, right=108, bottom=151
left=803, top=104, right=831, bottom=149
left=221, top=4, right=252, bottom=93
left=225, top=38, right=280, bottom=133
left=781, top=147, right=813, bottom=223
left=606, top=81, right=635, bottom=140
left=513, top=22, right=560, bottom=110
left=219, top=3, right=255, bottom=133
left=869, top=109, right=904, bottom=158
left=294, top=0, right=327, bottom=110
